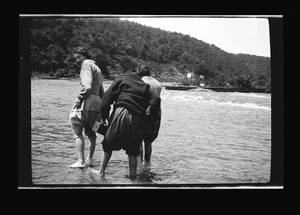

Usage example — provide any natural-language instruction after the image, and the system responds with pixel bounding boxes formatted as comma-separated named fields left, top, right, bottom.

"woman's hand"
left=73, top=98, right=82, bottom=109
left=101, top=119, right=107, bottom=125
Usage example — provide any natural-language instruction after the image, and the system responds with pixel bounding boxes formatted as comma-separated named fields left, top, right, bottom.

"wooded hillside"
left=31, top=18, right=271, bottom=91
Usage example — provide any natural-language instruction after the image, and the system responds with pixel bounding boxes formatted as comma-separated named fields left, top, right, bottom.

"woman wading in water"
left=92, top=68, right=161, bottom=179
left=68, top=47, right=105, bottom=168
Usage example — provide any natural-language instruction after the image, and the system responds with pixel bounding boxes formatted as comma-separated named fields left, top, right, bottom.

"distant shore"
left=32, top=77, right=270, bottom=94
left=202, top=86, right=270, bottom=94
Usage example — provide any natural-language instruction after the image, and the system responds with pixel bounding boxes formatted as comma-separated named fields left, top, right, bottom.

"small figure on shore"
left=137, top=66, right=162, bottom=162
left=93, top=68, right=161, bottom=179
left=68, top=47, right=105, bottom=168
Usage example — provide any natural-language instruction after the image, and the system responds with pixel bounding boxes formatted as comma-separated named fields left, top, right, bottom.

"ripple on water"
left=31, top=80, right=271, bottom=185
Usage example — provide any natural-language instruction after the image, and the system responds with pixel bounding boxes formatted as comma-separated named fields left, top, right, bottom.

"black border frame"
left=19, top=15, right=284, bottom=188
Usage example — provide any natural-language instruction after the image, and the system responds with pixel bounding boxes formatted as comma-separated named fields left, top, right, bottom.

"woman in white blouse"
left=68, top=47, right=105, bottom=168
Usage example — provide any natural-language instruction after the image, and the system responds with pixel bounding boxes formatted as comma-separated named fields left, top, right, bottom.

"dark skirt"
left=101, top=107, right=146, bottom=156
left=143, top=114, right=161, bottom=144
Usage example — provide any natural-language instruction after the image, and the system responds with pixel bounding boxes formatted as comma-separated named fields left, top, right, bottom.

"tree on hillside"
left=119, top=56, right=137, bottom=72
left=30, top=18, right=270, bottom=90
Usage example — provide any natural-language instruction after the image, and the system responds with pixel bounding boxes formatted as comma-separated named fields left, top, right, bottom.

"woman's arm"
left=146, top=88, right=161, bottom=117
left=77, top=61, right=93, bottom=101
left=99, top=83, right=105, bottom=100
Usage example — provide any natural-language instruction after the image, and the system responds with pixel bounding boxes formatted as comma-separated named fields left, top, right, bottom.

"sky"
left=121, top=17, right=270, bottom=57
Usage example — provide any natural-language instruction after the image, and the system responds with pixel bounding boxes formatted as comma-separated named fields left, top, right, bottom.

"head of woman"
left=137, top=65, right=151, bottom=77
left=74, top=47, right=92, bottom=64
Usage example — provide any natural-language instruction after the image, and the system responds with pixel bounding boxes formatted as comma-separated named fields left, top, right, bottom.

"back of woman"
left=68, top=47, right=104, bottom=168
left=100, top=73, right=160, bottom=119
left=79, top=59, right=104, bottom=120
left=96, top=71, right=161, bottom=179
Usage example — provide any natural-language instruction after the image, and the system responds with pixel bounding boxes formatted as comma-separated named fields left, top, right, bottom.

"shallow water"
left=31, top=79, right=271, bottom=185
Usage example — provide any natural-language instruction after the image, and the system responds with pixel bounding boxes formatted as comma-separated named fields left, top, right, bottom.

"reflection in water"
left=136, top=162, right=157, bottom=183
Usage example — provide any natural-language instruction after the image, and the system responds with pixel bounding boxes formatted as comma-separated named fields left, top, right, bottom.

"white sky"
left=121, top=17, right=270, bottom=57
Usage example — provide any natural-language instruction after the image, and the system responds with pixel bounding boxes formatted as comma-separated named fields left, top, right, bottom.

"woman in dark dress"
left=95, top=69, right=160, bottom=179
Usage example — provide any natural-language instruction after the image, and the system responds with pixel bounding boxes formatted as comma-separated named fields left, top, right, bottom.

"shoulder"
left=118, top=74, right=143, bottom=83
left=142, top=76, right=158, bottom=81
left=82, top=60, right=102, bottom=75
left=115, top=74, right=127, bottom=82
left=142, top=76, right=161, bottom=86
left=82, top=60, right=91, bottom=66
left=81, top=61, right=91, bottom=72
left=111, top=75, right=127, bottom=86
left=82, top=60, right=97, bottom=69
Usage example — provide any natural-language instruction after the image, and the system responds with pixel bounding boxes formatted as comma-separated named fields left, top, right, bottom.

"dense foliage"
left=31, top=18, right=271, bottom=90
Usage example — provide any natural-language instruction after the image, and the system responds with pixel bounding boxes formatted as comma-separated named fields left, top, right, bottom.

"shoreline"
left=203, top=87, right=270, bottom=94
left=32, top=77, right=270, bottom=94
left=32, top=77, right=114, bottom=83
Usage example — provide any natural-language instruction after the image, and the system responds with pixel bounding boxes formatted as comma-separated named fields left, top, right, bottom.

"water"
left=31, top=79, right=271, bottom=184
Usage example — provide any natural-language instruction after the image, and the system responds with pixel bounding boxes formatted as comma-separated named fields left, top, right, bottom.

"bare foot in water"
left=85, top=158, right=93, bottom=167
left=126, top=174, right=137, bottom=180
left=68, top=160, right=85, bottom=168
left=91, top=168, right=105, bottom=178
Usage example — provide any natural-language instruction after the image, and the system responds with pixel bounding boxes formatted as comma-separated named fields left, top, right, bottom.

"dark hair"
left=137, top=65, right=151, bottom=76
left=74, top=47, right=92, bottom=59
left=130, top=67, right=137, bottom=73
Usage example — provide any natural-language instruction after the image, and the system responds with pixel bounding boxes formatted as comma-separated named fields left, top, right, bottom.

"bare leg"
left=86, top=136, right=96, bottom=166
left=99, top=151, right=112, bottom=177
left=137, top=144, right=143, bottom=173
left=128, top=155, right=137, bottom=179
left=144, top=140, right=152, bottom=162
left=68, top=135, right=85, bottom=168
left=139, top=143, right=144, bottom=162
left=76, top=135, right=85, bottom=161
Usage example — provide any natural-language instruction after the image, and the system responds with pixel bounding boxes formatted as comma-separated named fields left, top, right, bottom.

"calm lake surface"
left=31, top=79, right=271, bottom=185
